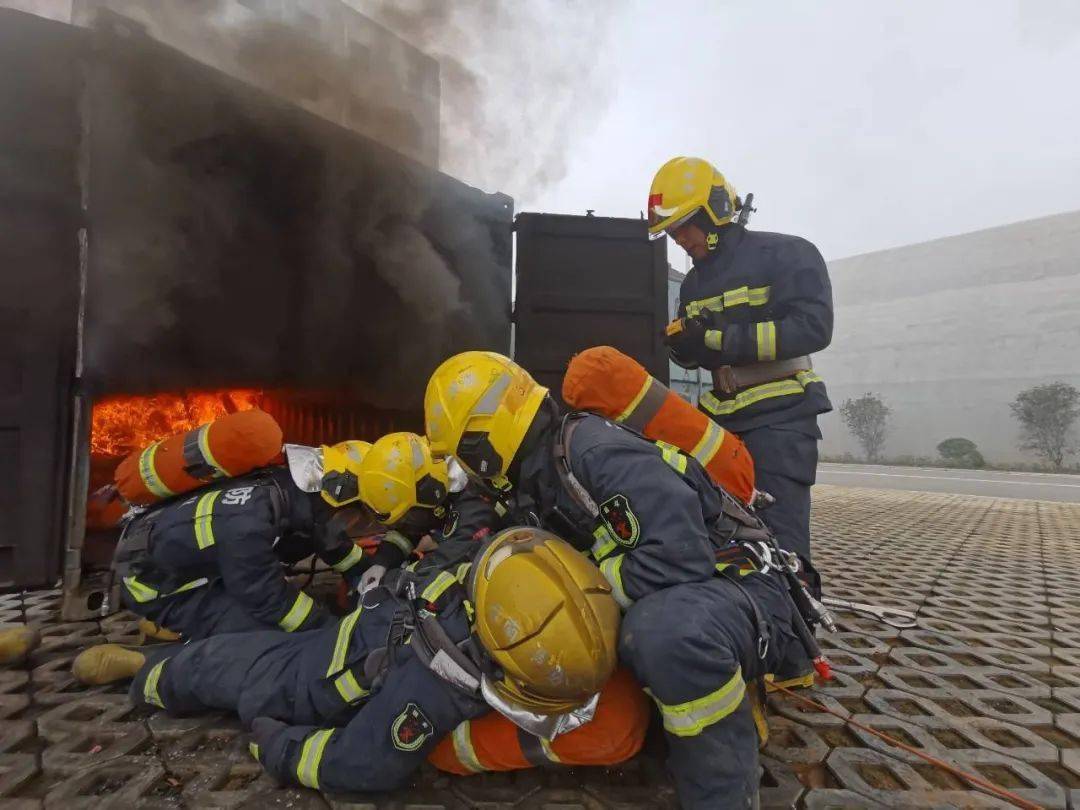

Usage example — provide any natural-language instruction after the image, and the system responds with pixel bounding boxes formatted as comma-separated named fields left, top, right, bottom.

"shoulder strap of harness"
left=552, top=412, right=600, bottom=520
left=410, top=612, right=485, bottom=697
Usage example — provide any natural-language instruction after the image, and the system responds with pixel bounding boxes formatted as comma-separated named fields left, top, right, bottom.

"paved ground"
left=2, top=485, right=1079, bottom=808
left=818, top=463, right=1080, bottom=503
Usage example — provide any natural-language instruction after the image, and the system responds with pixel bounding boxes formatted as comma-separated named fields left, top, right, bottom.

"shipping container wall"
left=514, top=213, right=669, bottom=402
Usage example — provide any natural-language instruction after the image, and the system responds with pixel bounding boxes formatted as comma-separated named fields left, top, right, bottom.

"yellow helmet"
left=358, top=432, right=449, bottom=526
left=320, top=440, right=372, bottom=507
left=646, top=156, right=737, bottom=240
left=424, top=351, right=548, bottom=481
left=471, top=526, right=620, bottom=715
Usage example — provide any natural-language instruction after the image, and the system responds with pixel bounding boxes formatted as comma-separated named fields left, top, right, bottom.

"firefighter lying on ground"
left=74, top=523, right=637, bottom=794
left=425, top=351, right=815, bottom=810
left=75, top=433, right=648, bottom=788
left=112, top=440, right=384, bottom=641
left=345, top=431, right=651, bottom=775
left=649, top=157, right=833, bottom=588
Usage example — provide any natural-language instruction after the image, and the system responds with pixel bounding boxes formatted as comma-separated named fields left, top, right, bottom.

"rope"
left=770, top=684, right=1044, bottom=810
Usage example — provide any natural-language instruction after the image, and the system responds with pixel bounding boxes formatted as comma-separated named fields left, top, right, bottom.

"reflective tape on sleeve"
left=382, top=530, right=414, bottom=557
left=755, top=321, right=777, bottom=362
left=599, top=555, right=632, bottom=609
left=142, top=658, right=168, bottom=708
left=123, top=575, right=159, bottom=603
left=278, top=592, right=315, bottom=632
left=650, top=667, right=746, bottom=737
left=723, top=286, right=770, bottom=309
left=331, top=544, right=365, bottom=573
left=451, top=721, right=485, bottom=773
left=333, top=669, right=370, bottom=704
left=421, top=571, right=457, bottom=604
left=655, top=441, right=688, bottom=474
left=685, top=295, right=724, bottom=318
left=138, top=442, right=175, bottom=499
left=590, top=525, right=618, bottom=562
left=193, top=490, right=220, bottom=549
left=326, top=606, right=364, bottom=676
left=296, top=728, right=334, bottom=789
left=704, top=329, right=724, bottom=351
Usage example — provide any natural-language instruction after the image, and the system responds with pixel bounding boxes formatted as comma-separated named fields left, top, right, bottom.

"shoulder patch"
left=443, top=508, right=459, bottom=538
left=600, top=494, right=640, bottom=549
left=220, top=486, right=255, bottom=506
left=390, top=702, right=434, bottom=751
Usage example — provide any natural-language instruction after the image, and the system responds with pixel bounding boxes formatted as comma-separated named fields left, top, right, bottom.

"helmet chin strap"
left=691, top=209, right=725, bottom=253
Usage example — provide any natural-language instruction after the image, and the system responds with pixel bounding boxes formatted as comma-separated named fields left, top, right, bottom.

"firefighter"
left=113, top=440, right=381, bottom=641
left=72, top=525, right=624, bottom=794
left=352, top=433, right=507, bottom=595
left=425, top=351, right=810, bottom=809
left=648, top=157, right=833, bottom=577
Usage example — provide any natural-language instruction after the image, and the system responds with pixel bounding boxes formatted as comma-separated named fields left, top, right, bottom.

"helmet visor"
left=647, top=205, right=699, bottom=241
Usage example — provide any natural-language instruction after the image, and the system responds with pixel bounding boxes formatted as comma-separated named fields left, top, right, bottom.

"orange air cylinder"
left=114, top=409, right=284, bottom=506
left=562, top=345, right=755, bottom=504
left=428, top=666, right=648, bottom=775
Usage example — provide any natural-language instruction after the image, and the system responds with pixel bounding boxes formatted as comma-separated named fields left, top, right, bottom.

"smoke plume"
left=351, top=0, right=619, bottom=197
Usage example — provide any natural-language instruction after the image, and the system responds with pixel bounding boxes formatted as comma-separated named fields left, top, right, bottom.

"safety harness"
left=550, top=412, right=831, bottom=674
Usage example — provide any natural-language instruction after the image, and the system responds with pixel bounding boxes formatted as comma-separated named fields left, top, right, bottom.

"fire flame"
left=91, top=389, right=263, bottom=457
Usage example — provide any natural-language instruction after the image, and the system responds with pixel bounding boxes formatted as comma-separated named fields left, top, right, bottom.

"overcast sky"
left=520, top=0, right=1080, bottom=262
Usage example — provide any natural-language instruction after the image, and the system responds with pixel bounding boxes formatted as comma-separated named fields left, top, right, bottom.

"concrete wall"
left=818, top=210, right=1080, bottom=465
left=3, top=0, right=440, bottom=167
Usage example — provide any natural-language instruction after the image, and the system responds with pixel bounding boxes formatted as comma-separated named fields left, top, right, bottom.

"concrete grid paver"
left=0, top=484, right=1078, bottom=808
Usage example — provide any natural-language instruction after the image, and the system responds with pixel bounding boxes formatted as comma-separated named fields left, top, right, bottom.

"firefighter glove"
left=359, top=564, right=387, bottom=595
left=664, top=315, right=709, bottom=367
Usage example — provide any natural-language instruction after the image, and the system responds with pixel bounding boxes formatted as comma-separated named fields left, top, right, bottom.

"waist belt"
left=711, top=355, right=813, bottom=395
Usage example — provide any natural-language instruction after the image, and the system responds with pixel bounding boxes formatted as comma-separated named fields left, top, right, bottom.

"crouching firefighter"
left=425, top=352, right=833, bottom=810
left=111, top=441, right=377, bottom=641
left=71, top=526, right=643, bottom=794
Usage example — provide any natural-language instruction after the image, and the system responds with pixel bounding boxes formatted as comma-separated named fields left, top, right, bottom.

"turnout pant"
left=129, top=603, right=647, bottom=775
left=738, top=419, right=819, bottom=566
left=129, top=606, right=377, bottom=726
left=123, top=579, right=331, bottom=642
left=619, top=575, right=801, bottom=810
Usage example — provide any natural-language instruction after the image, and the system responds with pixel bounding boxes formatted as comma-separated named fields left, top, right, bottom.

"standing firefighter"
left=112, top=440, right=377, bottom=640
left=649, top=157, right=833, bottom=577
left=424, top=352, right=814, bottom=809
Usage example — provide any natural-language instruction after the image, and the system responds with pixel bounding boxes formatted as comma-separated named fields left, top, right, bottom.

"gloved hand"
left=359, top=564, right=387, bottom=595
left=664, top=315, right=707, bottom=354
left=664, top=316, right=708, bottom=369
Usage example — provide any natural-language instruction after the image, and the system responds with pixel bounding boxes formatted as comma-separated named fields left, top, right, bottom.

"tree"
left=839, top=393, right=891, bottom=462
left=1010, top=382, right=1080, bottom=470
left=936, top=437, right=985, bottom=469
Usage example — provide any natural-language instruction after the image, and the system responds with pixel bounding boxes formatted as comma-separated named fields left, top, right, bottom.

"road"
left=816, top=462, right=1080, bottom=502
